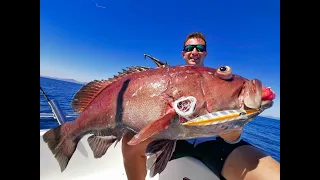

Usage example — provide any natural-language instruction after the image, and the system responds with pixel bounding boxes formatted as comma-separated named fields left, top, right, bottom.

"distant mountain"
left=40, top=75, right=87, bottom=85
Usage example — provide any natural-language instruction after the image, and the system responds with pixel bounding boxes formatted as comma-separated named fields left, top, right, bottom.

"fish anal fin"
left=71, top=66, right=152, bottom=113
left=87, top=135, right=117, bottom=158
left=127, top=109, right=176, bottom=146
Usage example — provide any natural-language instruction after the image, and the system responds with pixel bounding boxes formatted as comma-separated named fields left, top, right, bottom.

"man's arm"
left=122, top=131, right=155, bottom=180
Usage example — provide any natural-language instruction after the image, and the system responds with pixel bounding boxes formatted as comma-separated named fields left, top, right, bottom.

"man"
left=122, top=32, right=280, bottom=180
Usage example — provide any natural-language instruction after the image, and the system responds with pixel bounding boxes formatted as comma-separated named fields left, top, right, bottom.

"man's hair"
left=183, top=32, right=207, bottom=47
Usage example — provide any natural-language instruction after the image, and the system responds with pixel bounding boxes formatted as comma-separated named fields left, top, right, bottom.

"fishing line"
left=40, top=86, right=51, bottom=102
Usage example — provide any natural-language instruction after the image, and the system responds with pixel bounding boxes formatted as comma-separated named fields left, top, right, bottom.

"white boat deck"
left=40, top=129, right=220, bottom=180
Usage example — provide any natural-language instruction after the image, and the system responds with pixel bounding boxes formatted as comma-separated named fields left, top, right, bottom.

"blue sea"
left=40, top=76, right=280, bottom=162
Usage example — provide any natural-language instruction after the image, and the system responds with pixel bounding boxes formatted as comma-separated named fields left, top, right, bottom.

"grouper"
left=43, top=56, right=275, bottom=177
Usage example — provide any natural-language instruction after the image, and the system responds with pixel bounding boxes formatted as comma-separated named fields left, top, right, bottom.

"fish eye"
left=215, top=65, right=233, bottom=80
left=219, top=66, right=227, bottom=71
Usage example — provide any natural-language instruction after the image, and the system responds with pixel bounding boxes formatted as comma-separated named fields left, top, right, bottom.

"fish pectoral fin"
left=87, top=135, right=118, bottom=158
left=127, top=109, right=176, bottom=146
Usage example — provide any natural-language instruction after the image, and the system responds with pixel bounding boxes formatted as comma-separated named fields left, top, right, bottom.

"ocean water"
left=40, top=76, right=280, bottom=162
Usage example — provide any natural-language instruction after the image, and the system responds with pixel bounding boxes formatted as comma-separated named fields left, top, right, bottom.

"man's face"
left=182, top=38, right=207, bottom=66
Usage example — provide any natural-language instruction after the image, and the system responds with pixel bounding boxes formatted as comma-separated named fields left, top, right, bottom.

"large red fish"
left=43, top=59, right=275, bottom=176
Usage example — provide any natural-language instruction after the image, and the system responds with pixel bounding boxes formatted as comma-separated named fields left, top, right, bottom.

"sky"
left=40, top=0, right=280, bottom=118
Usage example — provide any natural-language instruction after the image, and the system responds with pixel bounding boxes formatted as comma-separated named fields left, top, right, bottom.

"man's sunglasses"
left=183, top=44, right=206, bottom=52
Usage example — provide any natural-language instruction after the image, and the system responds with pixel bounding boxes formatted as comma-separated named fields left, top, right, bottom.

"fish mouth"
left=181, top=79, right=275, bottom=126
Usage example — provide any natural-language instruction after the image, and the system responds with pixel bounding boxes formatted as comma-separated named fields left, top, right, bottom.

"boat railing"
left=40, top=86, right=74, bottom=125
left=40, top=113, right=79, bottom=118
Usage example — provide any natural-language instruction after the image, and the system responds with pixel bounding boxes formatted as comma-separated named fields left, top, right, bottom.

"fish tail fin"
left=146, top=140, right=177, bottom=177
left=43, top=124, right=79, bottom=172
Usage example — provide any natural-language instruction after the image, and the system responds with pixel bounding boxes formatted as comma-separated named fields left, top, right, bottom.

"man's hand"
left=122, top=131, right=155, bottom=180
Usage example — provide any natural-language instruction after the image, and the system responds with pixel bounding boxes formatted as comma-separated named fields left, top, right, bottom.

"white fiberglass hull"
left=40, top=129, right=220, bottom=180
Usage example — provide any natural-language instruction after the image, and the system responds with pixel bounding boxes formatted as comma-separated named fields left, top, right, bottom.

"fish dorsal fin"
left=144, top=54, right=170, bottom=68
left=71, top=66, right=151, bottom=113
